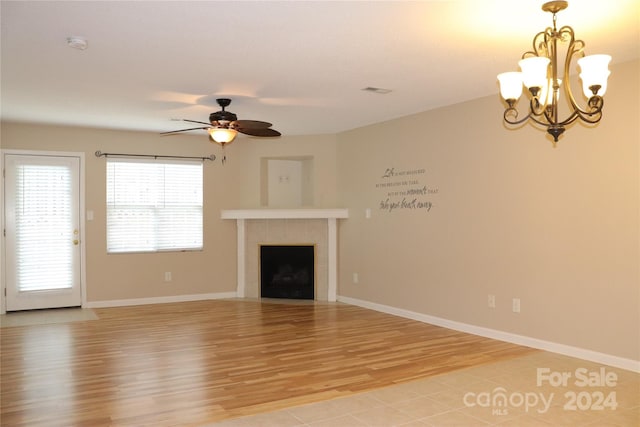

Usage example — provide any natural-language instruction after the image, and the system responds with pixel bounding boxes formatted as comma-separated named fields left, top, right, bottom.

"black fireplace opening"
left=260, top=245, right=314, bottom=300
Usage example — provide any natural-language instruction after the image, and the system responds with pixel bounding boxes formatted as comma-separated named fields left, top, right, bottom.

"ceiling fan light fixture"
left=208, top=127, right=238, bottom=146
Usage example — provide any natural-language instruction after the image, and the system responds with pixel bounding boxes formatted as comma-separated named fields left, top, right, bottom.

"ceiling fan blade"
left=233, top=120, right=273, bottom=129
left=182, top=119, right=212, bottom=126
left=237, top=127, right=281, bottom=137
left=160, top=126, right=209, bottom=135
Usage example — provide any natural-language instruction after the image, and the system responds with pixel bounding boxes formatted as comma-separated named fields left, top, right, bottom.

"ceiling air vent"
left=362, top=87, right=392, bottom=94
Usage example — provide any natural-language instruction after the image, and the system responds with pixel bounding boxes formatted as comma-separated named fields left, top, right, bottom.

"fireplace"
left=260, top=245, right=315, bottom=299
left=220, top=209, right=349, bottom=301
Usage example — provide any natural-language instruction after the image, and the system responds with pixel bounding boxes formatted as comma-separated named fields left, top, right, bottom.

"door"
left=4, top=153, right=82, bottom=311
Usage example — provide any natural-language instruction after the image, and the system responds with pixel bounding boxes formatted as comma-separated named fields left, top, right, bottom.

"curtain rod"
left=95, top=150, right=216, bottom=162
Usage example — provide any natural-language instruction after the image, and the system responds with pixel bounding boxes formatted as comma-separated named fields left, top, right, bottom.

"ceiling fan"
left=161, top=98, right=281, bottom=147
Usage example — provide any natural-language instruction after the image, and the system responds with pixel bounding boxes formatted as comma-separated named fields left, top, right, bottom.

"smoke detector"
left=67, top=36, right=88, bottom=50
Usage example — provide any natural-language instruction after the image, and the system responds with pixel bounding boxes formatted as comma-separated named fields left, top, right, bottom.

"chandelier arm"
left=523, top=29, right=552, bottom=59
left=561, top=90, right=604, bottom=124
left=505, top=103, right=559, bottom=128
left=543, top=25, right=603, bottom=129
left=568, top=105, right=603, bottom=125
left=548, top=24, right=563, bottom=126
left=541, top=106, right=603, bottom=128
left=543, top=108, right=556, bottom=126
left=503, top=107, right=533, bottom=126
left=522, top=29, right=554, bottom=112
left=529, top=97, right=549, bottom=117
left=559, top=28, right=604, bottom=126
left=559, top=27, right=590, bottom=117
left=557, top=97, right=604, bottom=127
left=550, top=110, right=580, bottom=127
left=528, top=113, right=558, bottom=128
left=562, top=49, right=605, bottom=124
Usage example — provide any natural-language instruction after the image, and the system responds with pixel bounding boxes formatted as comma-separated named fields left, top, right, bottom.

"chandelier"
left=497, top=1, right=611, bottom=145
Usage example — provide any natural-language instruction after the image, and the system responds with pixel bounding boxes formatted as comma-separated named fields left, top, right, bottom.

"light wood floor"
left=0, top=299, right=536, bottom=426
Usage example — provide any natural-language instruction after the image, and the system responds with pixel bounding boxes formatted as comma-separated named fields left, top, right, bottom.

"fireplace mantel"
left=221, top=208, right=349, bottom=301
left=221, top=208, right=349, bottom=220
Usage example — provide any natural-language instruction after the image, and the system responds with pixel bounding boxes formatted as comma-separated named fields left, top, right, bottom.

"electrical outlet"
left=488, top=294, right=496, bottom=308
left=353, top=273, right=359, bottom=284
left=164, top=272, right=172, bottom=282
left=512, top=298, right=521, bottom=313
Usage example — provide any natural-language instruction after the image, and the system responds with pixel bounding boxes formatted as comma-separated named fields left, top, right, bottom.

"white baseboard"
left=337, top=295, right=640, bottom=373
left=85, top=292, right=238, bottom=309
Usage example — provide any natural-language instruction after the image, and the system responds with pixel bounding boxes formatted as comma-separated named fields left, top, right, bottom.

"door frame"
left=1, top=149, right=87, bottom=314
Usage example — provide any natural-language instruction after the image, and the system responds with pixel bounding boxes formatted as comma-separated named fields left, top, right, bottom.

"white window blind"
left=106, top=159, right=203, bottom=253
left=15, top=164, right=74, bottom=291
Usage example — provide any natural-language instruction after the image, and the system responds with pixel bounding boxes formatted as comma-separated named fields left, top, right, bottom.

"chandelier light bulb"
left=518, top=57, right=551, bottom=94
left=497, top=72, right=524, bottom=102
left=578, top=54, right=612, bottom=97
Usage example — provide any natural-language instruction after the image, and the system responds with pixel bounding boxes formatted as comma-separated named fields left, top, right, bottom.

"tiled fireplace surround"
left=221, top=209, right=349, bottom=301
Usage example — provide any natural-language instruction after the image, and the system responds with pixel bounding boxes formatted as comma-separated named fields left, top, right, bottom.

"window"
left=106, top=159, right=203, bottom=253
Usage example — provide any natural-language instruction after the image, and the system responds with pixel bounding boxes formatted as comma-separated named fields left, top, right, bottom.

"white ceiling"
left=2, top=0, right=638, bottom=138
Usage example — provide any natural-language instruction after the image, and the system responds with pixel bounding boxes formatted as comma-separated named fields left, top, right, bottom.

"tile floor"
left=209, top=352, right=639, bottom=426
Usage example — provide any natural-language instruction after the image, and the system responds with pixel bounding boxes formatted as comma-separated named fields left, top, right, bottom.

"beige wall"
left=1, top=61, right=637, bottom=363
left=228, top=133, right=338, bottom=208
left=336, top=60, right=639, bottom=361
left=0, top=125, right=337, bottom=303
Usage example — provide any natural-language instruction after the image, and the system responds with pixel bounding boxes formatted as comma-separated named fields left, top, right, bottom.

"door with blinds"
left=4, top=153, right=82, bottom=311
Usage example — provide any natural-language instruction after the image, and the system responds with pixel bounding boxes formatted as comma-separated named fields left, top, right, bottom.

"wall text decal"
left=376, top=167, right=438, bottom=213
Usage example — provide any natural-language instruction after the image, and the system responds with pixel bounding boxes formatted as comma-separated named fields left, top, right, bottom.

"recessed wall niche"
left=260, top=157, right=314, bottom=207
